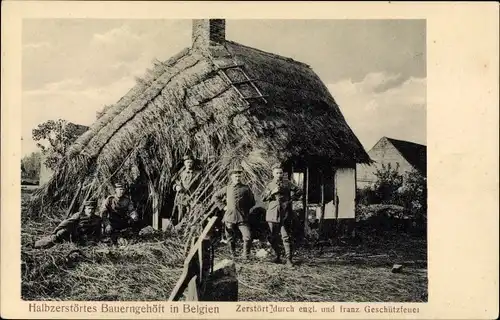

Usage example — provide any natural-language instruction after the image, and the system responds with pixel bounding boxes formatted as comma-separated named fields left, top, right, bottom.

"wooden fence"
left=168, top=216, right=218, bottom=301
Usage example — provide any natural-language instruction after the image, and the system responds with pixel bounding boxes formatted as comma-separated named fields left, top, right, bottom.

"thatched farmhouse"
left=31, top=19, right=370, bottom=236
left=357, top=136, right=427, bottom=188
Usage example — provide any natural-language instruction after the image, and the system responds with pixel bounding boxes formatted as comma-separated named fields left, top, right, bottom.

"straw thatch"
left=29, top=39, right=370, bottom=240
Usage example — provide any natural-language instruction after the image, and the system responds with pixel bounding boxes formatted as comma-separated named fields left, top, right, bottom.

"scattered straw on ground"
left=216, top=233, right=427, bottom=302
left=22, top=188, right=427, bottom=302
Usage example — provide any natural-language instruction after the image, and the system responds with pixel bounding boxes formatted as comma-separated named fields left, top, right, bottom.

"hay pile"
left=22, top=236, right=185, bottom=301
left=22, top=194, right=186, bottom=301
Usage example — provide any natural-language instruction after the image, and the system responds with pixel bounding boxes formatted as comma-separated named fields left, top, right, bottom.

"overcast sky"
left=22, top=19, right=426, bottom=156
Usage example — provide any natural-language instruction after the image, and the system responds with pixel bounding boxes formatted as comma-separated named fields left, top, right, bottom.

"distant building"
left=39, top=122, right=89, bottom=185
left=356, top=136, right=427, bottom=188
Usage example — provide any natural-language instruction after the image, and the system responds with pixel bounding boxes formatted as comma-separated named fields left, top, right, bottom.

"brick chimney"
left=192, top=19, right=226, bottom=49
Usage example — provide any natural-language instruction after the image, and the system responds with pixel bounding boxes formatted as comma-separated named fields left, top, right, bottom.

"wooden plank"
left=218, top=63, right=244, bottom=69
left=187, top=216, right=218, bottom=257
left=212, top=55, right=267, bottom=104
left=168, top=216, right=218, bottom=301
left=231, top=79, right=257, bottom=85
left=243, top=95, right=268, bottom=100
left=167, top=255, right=199, bottom=301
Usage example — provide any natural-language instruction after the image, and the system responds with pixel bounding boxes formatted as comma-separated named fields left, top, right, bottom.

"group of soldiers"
left=212, top=162, right=302, bottom=266
left=34, top=154, right=303, bottom=266
left=34, top=183, right=141, bottom=248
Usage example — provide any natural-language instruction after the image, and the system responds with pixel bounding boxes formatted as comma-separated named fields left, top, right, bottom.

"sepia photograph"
left=20, top=18, right=428, bottom=303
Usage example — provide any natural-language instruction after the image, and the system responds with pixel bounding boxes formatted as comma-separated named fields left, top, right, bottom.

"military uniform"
left=262, top=175, right=302, bottom=264
left=172, top=156, right=202, bottom=224
left=100, top=184, right=140, bottom=237
left=213, top=168, right=256, bottom=259
left=34, top=200, right=102, bottom=249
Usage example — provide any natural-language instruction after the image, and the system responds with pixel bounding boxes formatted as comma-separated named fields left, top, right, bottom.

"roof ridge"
left=224, top=40, right=311, bottom=68
left=385, top=136, right=426, bottom=148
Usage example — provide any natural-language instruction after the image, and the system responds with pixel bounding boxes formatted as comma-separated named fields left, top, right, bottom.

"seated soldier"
left=34, top=200, right=102, bottom=249
left=100, top=183, right=140, bottom=242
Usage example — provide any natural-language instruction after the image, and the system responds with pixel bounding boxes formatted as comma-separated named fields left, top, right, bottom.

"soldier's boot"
left=272, top=253, right=282, bottom=263
left=34, top=234, right=57, bottom=249
left=110, top=233, right=119, bottom=245
left=229, top=242, right=237, bottom=259
left=284, top=243, right=294, bottom=267
left=271, top=245, right=282, bottom=263
left=242, top=240, right=252, bottom=261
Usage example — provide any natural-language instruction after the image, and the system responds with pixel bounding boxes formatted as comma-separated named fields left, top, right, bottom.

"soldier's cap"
left=229, top=167, right=243, bottom=175
left=84, top=200, right=97, bottom=207
left=271, top=162, right=284, bottom=170
left=114, top=183, right=125, bottom=189
left=182, top=155, right=194, bottom=161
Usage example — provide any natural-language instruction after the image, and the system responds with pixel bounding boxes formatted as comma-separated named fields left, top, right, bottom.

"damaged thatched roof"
left=69, top=41, right=369, bottom=165
left=31, top=20, right=369, bottom=223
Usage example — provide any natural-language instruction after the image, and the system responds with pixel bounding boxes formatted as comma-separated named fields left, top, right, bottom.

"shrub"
left=356, top=164, right=404, bottom=206
left=21, top=152, right=42, bottom=181
left=356, top=186, right=378, bottom=206
left=32, top=119, right=88, bottom=171
left=356, top=165, right=427, bottom=233
left=373, top=163, right=403, bottom=204
left=396, top=169, right=427, bottom=224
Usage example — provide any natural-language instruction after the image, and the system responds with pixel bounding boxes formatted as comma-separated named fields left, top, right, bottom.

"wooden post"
left=78, top=179, right=96, bottom=216
left=152, top=210, right=159, bottom=230
left=303, top=166, right=309, bottom=235
left=333, top=169, right=339, bottom=242
left=318, top=168, right=326, bottom=239
left=199, top=238, right=211, bottom=282
left=66, top=182, right=83, bottom=218
left=161, top=218, right=170, bottom=231
left=350, top=165, right=357, bottom=238
left=321, top=171, right=325, bottom=215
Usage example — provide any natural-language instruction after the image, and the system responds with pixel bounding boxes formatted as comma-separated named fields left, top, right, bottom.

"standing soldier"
left=101, top=183, right=140, bottom=243
left=213, top=167, right=256, bottom=260
left=34, top=200, right=102, bottom=249
left=262, top=163, right=302, bottom=266
left=172, top=155, right=202, bottom=225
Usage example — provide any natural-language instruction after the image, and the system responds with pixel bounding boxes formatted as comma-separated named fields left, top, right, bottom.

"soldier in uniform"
left=100, top=183, right=140, bottom=242
left=262, top=163, right=303, bottom=266
left=172, top=155, right=202, bottom=225
left=34, top=200, right=102, bottom=249
left=213, top=167, right=256, bottom=260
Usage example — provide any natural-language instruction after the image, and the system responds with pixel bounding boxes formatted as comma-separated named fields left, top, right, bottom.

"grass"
left=21, top=188, right=427, bottom=302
